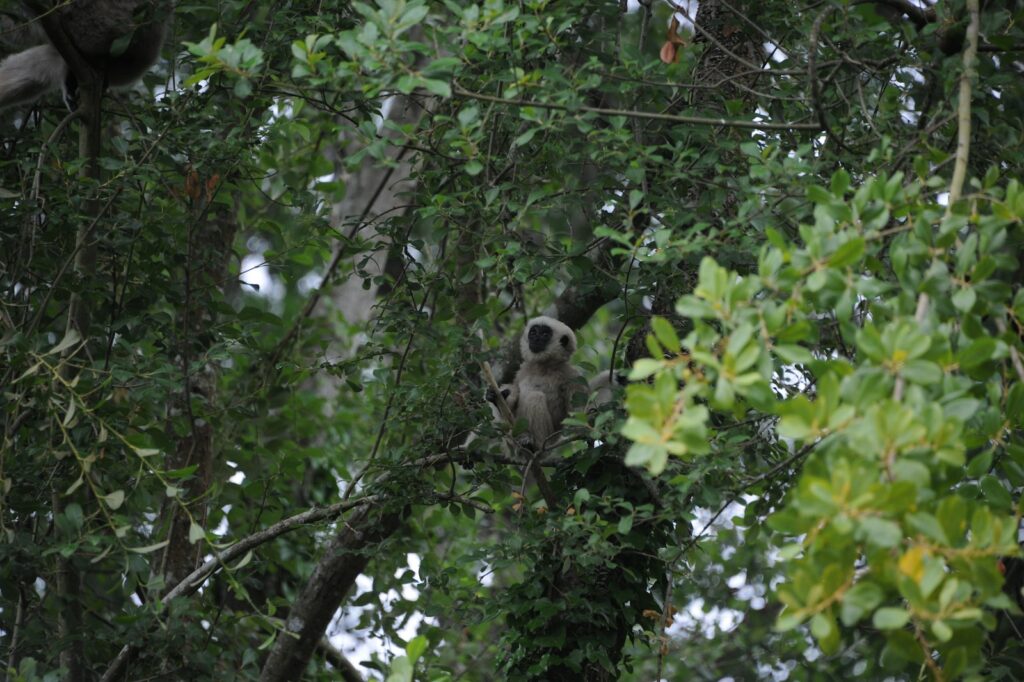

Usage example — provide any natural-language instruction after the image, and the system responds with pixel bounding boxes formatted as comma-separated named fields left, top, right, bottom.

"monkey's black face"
left=527, top=323, right=552, bottom=354
left=521, top=316, right=576, bottom=362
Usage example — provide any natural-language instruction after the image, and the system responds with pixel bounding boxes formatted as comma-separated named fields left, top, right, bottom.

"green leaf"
left=386, top=655, right=414, bottom=682
left=873, top=606, right=910, bottom=630
left=828, top=238, right=865, bottom=268
left=64, top=503, right=84, bottom=530
left=980, top=475, right=1012, bottom=509
left=775, top=611, right=803, bottom=631
left=774, top=344, right=814, bottom=365
left=64, top=475, right=84, bottom=496
left=128, top=540, right=169, bottom=554
left=47, top=329, right=82, bottom=356
left=931, top=620, right=953, bottom=642
left=232, top=550, right=254, bottom=570
left=901, top=360, right=942, bottom=385
left=831, top=168, right=851, bottom=196
left=952, top=286, right=976, bottom=312
left=958, top=337, right=996, bottom=370
left=810, top=612, right=840, bottom=654
left=406, top=635, right=428, bottom=661
left=906, top=512, right=948, bottom=544
left=650, top=316, right=681, bottom=354
left=840, top=581, right=884, bottom=626
left=513, top=128, right=537, bottom=147
left=859, top=517, right=902, bottom=547
left=421, top=78, right=452, bottom=97
left=675, top=296, right=717, bottom=319
left=102, top=490, right=125, bottom=510
left=628, top=359, right=662, bottom=380
left=807, top=185, right=833, bottom=204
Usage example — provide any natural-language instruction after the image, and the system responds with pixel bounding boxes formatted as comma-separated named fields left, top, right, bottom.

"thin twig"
left=3, top=587, right=25, bottom=682
left=451, top=86, right=821, bottom=131
left=31, top=109, right=81, bottom=203
left=742, top=443, right=816, bottom=488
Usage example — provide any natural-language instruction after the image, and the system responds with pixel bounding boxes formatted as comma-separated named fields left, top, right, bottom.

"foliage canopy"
left=1, top=0, right=1023, bottom=680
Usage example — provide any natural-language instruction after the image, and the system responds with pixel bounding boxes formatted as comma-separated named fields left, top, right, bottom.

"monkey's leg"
left=514, top=389, right=559, bottom=509
left=518, top=389, right=554, bottom=448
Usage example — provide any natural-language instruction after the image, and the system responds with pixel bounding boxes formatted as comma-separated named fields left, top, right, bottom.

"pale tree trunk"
left=260, top=89, right=424, bottom=682
left=327, top=94, right=422, bottom=326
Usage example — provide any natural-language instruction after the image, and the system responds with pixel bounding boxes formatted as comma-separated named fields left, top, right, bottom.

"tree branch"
left=894, top=0, right=979, bottom=404
left=452, top=86, right=822, bottom=132
left=947, top=0, right=980, bottom=209
left=317, top=637, right=363, bottom=682
left=856, top=0, right=936, bottom=29
left=99, top=495, right=380, bottom=682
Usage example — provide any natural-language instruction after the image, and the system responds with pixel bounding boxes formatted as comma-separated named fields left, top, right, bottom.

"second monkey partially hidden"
left=499, top=316, right=583, bottom=450
left=0, top=1, right=171, bottom=111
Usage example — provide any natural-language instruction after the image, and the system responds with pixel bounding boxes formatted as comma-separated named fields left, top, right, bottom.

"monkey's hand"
left=486, top=386, right=511, bottom=402
left=486, top=384, right=517, bottom=412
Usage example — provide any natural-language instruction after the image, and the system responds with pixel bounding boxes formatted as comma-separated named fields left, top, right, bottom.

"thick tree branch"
left=258, top=503, right=406, bottom=682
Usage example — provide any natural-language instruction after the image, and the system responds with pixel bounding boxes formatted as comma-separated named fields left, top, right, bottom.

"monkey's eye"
left=560, top=335, right=569, bottom=347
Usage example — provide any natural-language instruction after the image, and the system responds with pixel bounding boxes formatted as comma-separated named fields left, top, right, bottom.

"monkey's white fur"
left=587, top=370, right=626, bottom=407
left=508, top=316, right=581, bottom=449
left=0, top=1, right=170, bottom=111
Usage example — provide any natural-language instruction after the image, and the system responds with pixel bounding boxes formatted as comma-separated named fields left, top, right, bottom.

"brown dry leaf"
left=659, top=41, right=677, bottom=64
left=185, top=166, right=201, bottom=202
left=668, top=17, right=687, bottom=46
left=205, top=174, right=221, bottom=200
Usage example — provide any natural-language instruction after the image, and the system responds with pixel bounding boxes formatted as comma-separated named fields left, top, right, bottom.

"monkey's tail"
left=0, top=44, right=67, bottom=110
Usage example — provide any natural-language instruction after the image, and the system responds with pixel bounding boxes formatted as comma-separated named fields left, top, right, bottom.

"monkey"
left=0, top=1, right=171, bottom=111
left=507, top=316, right=583, bottom=450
